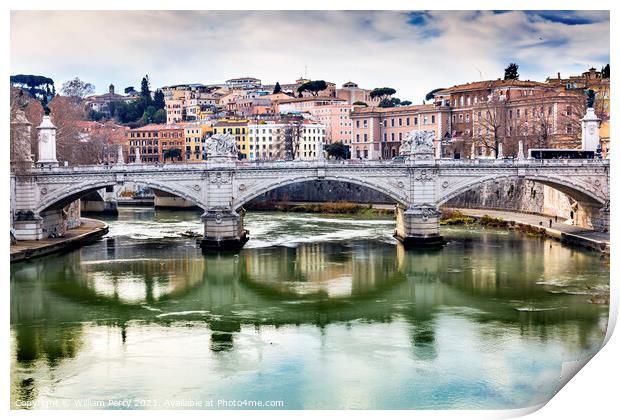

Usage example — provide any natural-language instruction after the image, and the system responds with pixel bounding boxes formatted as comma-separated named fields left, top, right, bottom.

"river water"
left=10, top=208, right=609, bottom=410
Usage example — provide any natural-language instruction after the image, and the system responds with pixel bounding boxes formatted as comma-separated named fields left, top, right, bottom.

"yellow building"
left=184, top=122, right=213, bottom=162
left=212, top=119, right=249, bottom=159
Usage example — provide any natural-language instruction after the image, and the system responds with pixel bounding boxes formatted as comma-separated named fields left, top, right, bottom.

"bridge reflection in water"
left=10, top=225, right=609, bottom=409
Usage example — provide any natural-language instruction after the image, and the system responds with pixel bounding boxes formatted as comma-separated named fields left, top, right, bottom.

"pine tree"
left=140, top=75, right=151, bottom=100
left=504, top=63, right=520, bottom=80
left=273, top=82, right=282, bottom=94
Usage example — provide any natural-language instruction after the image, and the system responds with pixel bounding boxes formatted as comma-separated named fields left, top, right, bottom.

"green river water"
left=10, top=208, right=610, bottom=409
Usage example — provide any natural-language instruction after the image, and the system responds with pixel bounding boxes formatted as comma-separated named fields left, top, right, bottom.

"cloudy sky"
left=10, top=10, right=609, bottom=102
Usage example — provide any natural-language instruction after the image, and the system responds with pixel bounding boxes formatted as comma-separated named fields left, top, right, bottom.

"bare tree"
left=528, top=91, right=556, bottom=149
left=61, top=77, right=95, bottom=100
left=48, top=96, right=107, bottom=165
left=475, top=94, right=508, bottom=157
left=279, top=115, right=304, bottom=160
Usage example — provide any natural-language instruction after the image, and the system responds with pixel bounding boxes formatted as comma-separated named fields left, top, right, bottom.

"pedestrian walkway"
left=446, top=208, right=609, bottom=253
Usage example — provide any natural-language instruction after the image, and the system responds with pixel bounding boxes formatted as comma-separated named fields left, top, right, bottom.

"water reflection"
left=10, top=211, right=609, bottom=410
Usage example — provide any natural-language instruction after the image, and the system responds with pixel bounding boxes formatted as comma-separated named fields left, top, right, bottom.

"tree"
left=152, top=109, right=167, bottom=124
left=140, top=75, right=151, bottom=101
left=88, top=109, right=106, bottom=121
left=369, top=87, right=396, bottom=101
left=400, top=100, right=412, bottom=106
left=476, top=93, right=509, bottom=157
left=378, top=97, right=401, bottom=108
left=142, top=106, right=158, bottom=124
left=425, top=88, right=445, bottom=101
left=352, top=101, right=368, bottom=106
left=124, top=86, right=135, bottom=94
left=10, top=74, right=55, bottom=101
left=504, top=63, right=520, bottom=80
left=297, top=80, right=328, bottom=96
left=273, top=82, right=282, bottom=94
left=325, top=142, right=350, bottom=160
left=153, top=89, right=165, bottom=109
left=602, top=64, right=610, bottom=79
left=61, top=77, right=95, bottom=99
left=277, top=115, right=304, bottom=159
left=163, top=147, right=182, bottom=161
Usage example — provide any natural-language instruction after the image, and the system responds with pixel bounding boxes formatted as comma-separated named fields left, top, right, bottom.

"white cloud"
left=10, top=11, right=609, bottom=102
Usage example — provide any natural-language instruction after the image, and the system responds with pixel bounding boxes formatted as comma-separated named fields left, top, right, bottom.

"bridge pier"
left=199, top=208, right=249, bottom=251
left=394, top=205, right=445, bottom=248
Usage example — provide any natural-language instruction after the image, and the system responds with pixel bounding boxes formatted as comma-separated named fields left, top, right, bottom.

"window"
left=406, top=117, right=410, bottom=125
left=567, top=123, right=573, bottom=134
left=466, top=114, right=470, bottom=123
left=398, top=118, right=402, bottom=126
left=566, top=106, right=572, bottom=116
left=391, top=118, right=395, bottom=127
left=459, top=114, right=463, bottom=122
left=431, top=115, right=436, bottom=124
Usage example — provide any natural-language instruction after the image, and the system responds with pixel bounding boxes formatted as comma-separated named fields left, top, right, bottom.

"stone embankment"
left=10, top=218, right=109, bottom=263
left=443, top=208, right=610, bottom=254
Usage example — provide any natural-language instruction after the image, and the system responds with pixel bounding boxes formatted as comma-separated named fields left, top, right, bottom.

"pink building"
left=307, top=104, right=354, bottom=144
left=349, top=104, right=451, bottom=159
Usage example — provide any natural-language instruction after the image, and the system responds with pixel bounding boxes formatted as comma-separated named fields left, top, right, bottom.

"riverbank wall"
left=10, top=218, right=109, bottom=263
left=444, top=208, right=609, bottom=254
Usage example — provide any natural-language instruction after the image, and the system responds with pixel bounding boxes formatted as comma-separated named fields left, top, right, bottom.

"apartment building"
left=308, top=104, right=354, bottom=144
left=350, top=104, right=449, bottom=159
left=434, top=79, right=585, bottom=158
left=126, top=124, right=185, bottom=163
left=247, top=120, right=326, bottom=161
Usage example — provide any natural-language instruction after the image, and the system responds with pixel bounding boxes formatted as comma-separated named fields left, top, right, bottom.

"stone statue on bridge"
left=206, top=133, right=239, bottom=159
left=400, top=130, right=435, bottom=159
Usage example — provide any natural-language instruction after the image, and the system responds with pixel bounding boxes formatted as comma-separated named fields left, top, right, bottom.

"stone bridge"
left=9, top=117, right=610, bottom=250
left=10, top=157, right=609, bottom=249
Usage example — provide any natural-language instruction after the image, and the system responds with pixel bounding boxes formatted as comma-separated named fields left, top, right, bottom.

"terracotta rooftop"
left=436, top=79, right=546, bottom=95
left=277, top=96, right=346, bottom=104
left=351, top=104, right=437, bottom=114
left=129, top=124, right=184, bottom=131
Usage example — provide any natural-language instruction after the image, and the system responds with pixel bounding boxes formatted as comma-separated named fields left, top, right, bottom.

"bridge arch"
left=436, top=174, right=607, bottom=209
left=233, top=175, right=408, bottom=210
left=36, top=178, right=206, bottom=214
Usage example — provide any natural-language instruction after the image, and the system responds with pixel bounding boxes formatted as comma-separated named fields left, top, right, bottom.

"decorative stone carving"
left=206, top=133, right=238, bottom=159
left=210, top=171, right=231, bottom=187
left=400, top=130, right=435, bottom=159
left=414, top=169, right=434, bottom=182
left=193, top=184, right=201, bottom=191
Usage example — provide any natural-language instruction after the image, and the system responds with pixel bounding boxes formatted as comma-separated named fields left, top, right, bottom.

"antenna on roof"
left=304, top=65, right=308, bottom=79
left=476, top=68, right=483, bottom=81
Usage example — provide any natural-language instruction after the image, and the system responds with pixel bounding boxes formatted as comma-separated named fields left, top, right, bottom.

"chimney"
left=557, top=72, right=561, bottom=79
